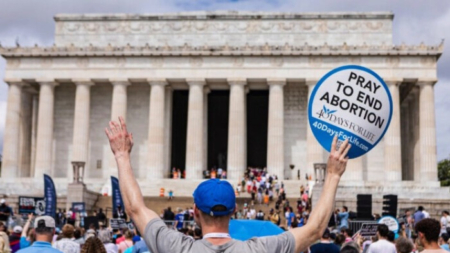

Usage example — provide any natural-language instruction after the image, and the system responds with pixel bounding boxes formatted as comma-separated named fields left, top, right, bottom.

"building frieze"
left=0, top=42, right=443, bottom=58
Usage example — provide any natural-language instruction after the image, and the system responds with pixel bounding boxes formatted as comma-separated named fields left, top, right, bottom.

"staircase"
left=92, top=194, right=303, bottom=227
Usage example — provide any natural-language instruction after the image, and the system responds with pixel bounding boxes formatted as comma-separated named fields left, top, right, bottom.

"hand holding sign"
left=308, top=65, right=392, bottom=158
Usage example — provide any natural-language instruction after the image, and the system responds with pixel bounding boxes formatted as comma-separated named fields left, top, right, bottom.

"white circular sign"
left=378, top=216, right=399, bottom=233
left=308, top=65, right=393, bottom=158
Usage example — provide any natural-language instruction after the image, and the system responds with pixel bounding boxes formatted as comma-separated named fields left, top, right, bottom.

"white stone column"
left=34, top=80, right=58, bottom=178
left=107, top=79, right=130, bottom=178
left=185, top=79, right=206, bottom=180
left=1, top=80, right=25, bottom=178
left=384, top=80, right=402, bottom=181
left=227, top=79, right=247, bottom=181
left=267, top=79, right=286, bottom=179
left=71, top=80, right=94, bottom=176
left=418, top=80, right=438, bottom=181
left=306, top=80, right=324, bottom=180
left=110, top=79, right=130, bottom=121
left=164, top=87, right=173, bottom=178
left=147, top=79, right=168, bottom=179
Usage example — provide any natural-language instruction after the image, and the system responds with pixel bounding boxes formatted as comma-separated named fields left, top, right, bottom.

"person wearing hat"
left=17, top=216, right=63, bottom=253
left=309, top=229, right=340, bottom=253
left=106, top=117, right=351, bottom=253
left=9, top=225, right=22, bottom=252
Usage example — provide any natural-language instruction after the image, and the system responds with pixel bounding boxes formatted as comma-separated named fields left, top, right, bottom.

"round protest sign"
left=378, top=216, right=399, bottom=233
left=308, top=65, right=392, bottom=158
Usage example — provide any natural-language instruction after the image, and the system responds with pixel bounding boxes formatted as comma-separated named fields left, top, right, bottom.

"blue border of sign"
left=378, top=215, right=399, bottom=234
left=307, top=65, right=393, bottom=158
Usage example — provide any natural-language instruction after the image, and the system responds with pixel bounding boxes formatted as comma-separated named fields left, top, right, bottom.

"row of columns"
left=1, top=78, right=438, bottom=182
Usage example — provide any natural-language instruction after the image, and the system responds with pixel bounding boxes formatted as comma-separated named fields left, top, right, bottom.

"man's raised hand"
left=105, top=116, right=134, bottom=158
left=327, top=135, right=351, bottom=177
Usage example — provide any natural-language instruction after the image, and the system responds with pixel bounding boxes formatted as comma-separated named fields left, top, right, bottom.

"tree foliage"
left=438, top=159, right=450, bottom=186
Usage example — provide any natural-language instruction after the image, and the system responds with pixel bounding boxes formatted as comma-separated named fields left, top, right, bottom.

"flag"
left=111, top=176, right=125, bottom=213
left=43, top=174, right=57, bottom=218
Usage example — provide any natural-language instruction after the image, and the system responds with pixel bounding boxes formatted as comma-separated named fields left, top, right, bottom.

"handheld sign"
left=308, top=65, right=392, bottom=158
left=110, top=218, right=127, bottom=229
left=360, top=223, right=380, bottom=239
left=378, top=216, right=399, bottom=233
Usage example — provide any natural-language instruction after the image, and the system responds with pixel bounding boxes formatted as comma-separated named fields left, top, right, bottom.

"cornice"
left=54, top=11, right=394, bottom=22
left=0, top=42, right=443, bottom=58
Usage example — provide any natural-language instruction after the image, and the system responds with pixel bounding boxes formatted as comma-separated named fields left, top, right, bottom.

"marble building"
left=0, top=11, right=445, bottom=201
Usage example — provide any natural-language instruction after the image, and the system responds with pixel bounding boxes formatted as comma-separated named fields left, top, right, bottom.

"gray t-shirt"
left=144, top=219, right=296, bottom=253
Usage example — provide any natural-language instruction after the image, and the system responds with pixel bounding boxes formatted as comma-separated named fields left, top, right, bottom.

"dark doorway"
left=207, top=91, right=230, bottom=170
left=247, top=90, right=269, bottom=168
left=171, top=90, right=189, bottom=173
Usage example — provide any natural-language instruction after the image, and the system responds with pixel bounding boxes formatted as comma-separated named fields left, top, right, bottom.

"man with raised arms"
left=105, top=117, right=351, bottom=253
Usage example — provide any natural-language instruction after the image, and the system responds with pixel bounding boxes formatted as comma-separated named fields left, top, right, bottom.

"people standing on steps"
left=105, top=117, right=351, bottom=253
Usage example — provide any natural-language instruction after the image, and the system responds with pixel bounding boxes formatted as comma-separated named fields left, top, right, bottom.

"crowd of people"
left=0, top=213, right=150, bottom=253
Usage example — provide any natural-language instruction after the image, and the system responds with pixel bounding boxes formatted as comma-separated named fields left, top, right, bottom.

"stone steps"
left=93, top=195, right=300, bottom=227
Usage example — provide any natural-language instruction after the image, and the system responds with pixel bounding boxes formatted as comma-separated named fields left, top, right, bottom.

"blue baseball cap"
left=193, top=179, right=236, bottom=216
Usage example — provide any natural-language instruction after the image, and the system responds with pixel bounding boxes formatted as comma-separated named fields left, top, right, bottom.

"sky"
left=0, top=0, right=449, bottom=161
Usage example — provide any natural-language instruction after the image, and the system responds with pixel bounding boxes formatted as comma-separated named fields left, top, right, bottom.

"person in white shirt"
left=423, top=208, right=431, bottom=218
left=367, top=224, right=396, bottom=253
left=440, top=211, right=449, bottom=235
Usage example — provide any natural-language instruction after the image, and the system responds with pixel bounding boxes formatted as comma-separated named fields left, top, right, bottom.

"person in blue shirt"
left=440, top=233, right=450, bottom=251
left=338, top=206, right=349, bottom=229
left=286, top=207, right=295, bottom=228
left=174, top=208, right=185, bottom=231
left=414, top=206, right=425, bottom=227
left=132, top=237, right=150, bottom=253
left=17, top=216, right=63, bottom=253
left=20, top=213, right=34, bottom=249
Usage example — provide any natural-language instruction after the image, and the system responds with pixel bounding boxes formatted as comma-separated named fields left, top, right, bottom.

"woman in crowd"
left=81, top=237, right=106, bottom=253
left=118, top=231, right=133, bottom=253
left=98, top=230, right=118, bottom=253
left=53, top=224, right=80, bottom=253
left=19, top=214, right=34, bottom=249
left=0, top=231, right=11, bottom=253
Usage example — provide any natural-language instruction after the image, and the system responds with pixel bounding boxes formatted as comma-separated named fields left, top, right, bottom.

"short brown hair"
left=62, top=224, right=75, bottom=238
left=415, top=218, right=440, bottom=243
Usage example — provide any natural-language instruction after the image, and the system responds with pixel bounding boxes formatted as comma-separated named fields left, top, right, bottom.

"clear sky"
left=0, top=0, right=449, bottom=161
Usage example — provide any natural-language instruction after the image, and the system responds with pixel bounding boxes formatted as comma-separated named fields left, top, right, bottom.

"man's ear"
left=193, top=204, right=200, bottom=217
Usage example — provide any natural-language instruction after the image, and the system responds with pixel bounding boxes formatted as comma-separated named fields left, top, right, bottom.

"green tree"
left=438, top=159, right=450, bottom=186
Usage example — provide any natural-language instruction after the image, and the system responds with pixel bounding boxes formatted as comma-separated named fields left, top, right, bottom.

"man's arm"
left=105, top=117, right=159, bottom=234
left=289, top=135, right=350, bottom=253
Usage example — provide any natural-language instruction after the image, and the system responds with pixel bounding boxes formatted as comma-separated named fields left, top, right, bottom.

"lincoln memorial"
left=0, top=11, right=446, bottom=206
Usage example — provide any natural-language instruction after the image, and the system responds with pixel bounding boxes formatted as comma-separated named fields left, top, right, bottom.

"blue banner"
left=111, top=176, right=125, bottom=214
left=43, top=174, right=57, bottom=218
